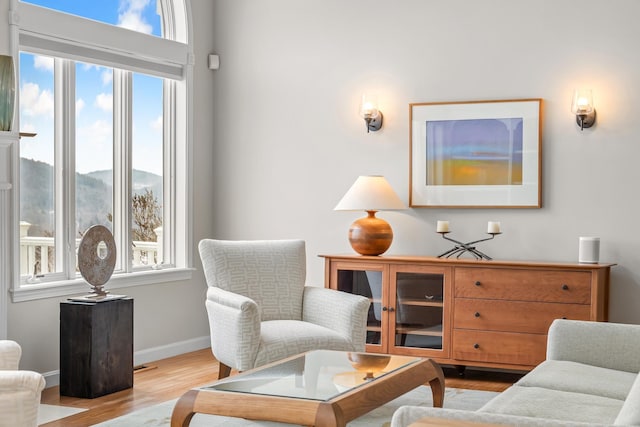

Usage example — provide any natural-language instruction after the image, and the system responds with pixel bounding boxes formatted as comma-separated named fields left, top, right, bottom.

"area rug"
left=38, top=404, right=86, bottom=425
left=92, top=387, right=497, bottom=426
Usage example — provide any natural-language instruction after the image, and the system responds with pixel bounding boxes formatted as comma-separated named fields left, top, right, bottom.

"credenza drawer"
left=454, top=267, right=591, bottom=303
left=454, top=298, right=591, bottom=334
left=453, top=330, right=547, bottom=366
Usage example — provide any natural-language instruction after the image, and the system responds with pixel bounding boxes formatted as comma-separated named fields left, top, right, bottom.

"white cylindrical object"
left=436, top=220, right=450, bottom=233
left=579, top=237, right=600, bottom=264
left=487, top=221, right=501, bottom=233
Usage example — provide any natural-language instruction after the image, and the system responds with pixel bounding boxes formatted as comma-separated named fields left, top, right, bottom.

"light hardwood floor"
left=40, top=349, right=524, bottom=426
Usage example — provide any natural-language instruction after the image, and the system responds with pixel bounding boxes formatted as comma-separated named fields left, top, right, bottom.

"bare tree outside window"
left=132, top=189, right=162, bottom=242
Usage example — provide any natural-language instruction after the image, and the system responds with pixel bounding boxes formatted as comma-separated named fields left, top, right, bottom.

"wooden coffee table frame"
left=171, top=352, right=444, bottom=427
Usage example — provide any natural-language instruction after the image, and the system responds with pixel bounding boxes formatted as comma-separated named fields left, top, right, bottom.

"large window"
left=14, top=1, right=192, bottom=300
left=20, top=0, right=163, bottom=37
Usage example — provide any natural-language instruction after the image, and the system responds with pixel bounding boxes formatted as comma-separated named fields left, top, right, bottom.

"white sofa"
left=391, top=319, right=640, bottom=426
left=0, top=340, right=46, bottom=427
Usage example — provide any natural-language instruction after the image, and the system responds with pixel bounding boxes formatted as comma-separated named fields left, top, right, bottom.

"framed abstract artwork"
left=409, top=99, right=542, bottom=208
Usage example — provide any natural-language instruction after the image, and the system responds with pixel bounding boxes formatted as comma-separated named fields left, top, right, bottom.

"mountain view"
left=20, top=157, right=162, bottom=235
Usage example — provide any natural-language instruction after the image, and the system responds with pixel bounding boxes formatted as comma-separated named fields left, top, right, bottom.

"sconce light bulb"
left=576, top=98, right=593, bottom=115
left=360, top=96, right=379, bottom=117
left=362, top=103, right=378, bottom=118
left=571, top=89, right=596, bottom=131
left=571, top=90, right=594, bottom=113
left=359, top=94, right=383, bottom=133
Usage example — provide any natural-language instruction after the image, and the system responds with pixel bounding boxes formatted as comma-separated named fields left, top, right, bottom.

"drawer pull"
left=473, top=343, right=480, bottom=349
left=474, top=312, right=481, bottom=318
left=475, top=281, right=481, bottom=287
left=382, top=306, right=388, bottom=311
left=389, top=307, right=395, bottom=312
left=562, top=284, right=569, bottom=290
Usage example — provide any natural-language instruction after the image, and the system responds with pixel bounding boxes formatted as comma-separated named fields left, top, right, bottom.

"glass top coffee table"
left=171, top=350, right=444, bottom=427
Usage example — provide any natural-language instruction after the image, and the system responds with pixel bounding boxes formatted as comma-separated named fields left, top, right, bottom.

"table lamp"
left=334, top=175, right=405, bottom=256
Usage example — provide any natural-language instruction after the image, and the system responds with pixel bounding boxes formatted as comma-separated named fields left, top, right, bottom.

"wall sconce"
left=571, top=89, right=596, bottom=131
left=359, top=94, right=383, bottom=133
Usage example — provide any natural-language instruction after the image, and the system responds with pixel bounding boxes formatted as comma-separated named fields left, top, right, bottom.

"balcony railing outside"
left=19, top=222, right=162, bottom=277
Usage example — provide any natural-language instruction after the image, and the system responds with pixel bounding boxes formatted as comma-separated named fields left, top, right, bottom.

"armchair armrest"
left=547, top=319, right=640, bottom=373
left=0, top=340, right=21, bottom=370
left=0, top=370, right=45, bottom=393
left=0, top=370, right=45, bottom=427
left=205, top=287, right=261, bottom=372
left=302, top=286, right=370, bottom=352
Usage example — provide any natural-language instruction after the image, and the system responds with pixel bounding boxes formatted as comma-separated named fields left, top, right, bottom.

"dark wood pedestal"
left=60, top=297, right=133, bottom=398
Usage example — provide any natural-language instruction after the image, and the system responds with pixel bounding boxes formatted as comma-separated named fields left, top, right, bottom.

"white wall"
left=210, top=0, right=640, bottom=324
left=3, top=0, right=640, bottom=375
left=0, top=1, right=216, bottom=373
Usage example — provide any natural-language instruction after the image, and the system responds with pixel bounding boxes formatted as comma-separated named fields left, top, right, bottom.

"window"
left=13, top=0, right=192, bottom=301
left=20, top=0, right=163, bottom=37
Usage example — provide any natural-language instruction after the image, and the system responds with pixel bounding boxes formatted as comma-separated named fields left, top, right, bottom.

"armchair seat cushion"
left=517, top=360, right=637, bottom=400
left=254, top=320, right=355, bottom=368
left=478, top=385, right=624, bottom=424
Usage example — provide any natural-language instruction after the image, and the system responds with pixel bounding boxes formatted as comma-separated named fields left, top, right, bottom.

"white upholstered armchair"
left=198, top=239, right=370, bottom=379
left=0, top=340, right=46, bottom=427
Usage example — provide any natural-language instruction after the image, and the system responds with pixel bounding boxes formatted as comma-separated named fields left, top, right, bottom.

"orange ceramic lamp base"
left=348, top=211, right=393, bottom=256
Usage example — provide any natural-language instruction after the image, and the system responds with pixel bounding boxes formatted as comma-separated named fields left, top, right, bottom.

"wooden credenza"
left=321, top=255, right=613, bottom=371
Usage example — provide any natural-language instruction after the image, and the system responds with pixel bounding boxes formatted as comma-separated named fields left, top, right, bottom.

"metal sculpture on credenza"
left=435, top=220, right=502, bottom=261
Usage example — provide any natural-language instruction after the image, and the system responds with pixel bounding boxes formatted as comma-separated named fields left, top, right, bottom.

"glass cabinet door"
left=390, top=266, right=449, bottom=356
left=334, top=265, right=386, bottom=349
left=330, top=260, right=450, bottom=357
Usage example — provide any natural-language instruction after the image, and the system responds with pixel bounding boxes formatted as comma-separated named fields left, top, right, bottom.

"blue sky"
left=19, top=0, right=164, bottom=175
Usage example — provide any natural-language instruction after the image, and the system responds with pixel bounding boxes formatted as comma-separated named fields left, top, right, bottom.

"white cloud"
left=118, top=0, right=153, bottom=34
left=119, top=0, right=151, bottom=13
left=80, top=64, right=113, bottom=85
left=119, top=11, right=152, bottom=34
left=19, top=122, right=36, bottom=133
left=150, top=115, right=162, bottom=133
left=95, top=93, right=113, bottom=112
left=81, top=63, right=99, bottom=72
left=76, top=98, right=86, bottom=116
left=101, top=69, right=113, bottom=86
left=20, top=82, right=54, bottom=117
left=33, top=55, right=54, bottom=72
left=76, top=120, right=113, bottom=173
left=78, top=120, right=112, bottom=145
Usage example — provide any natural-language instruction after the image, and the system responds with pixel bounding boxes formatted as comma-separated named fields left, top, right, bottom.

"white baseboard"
left=132, top=335, right=210, bottom=367
left=43, top=335, right=211, bottom=389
